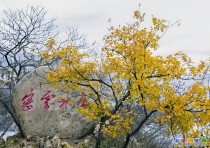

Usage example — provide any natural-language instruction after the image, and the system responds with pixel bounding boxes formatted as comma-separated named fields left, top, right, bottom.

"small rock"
left=26, top=135, right=32, bottom=140
left=61, top=142, right=71, bottom=148
left=40, top=137, right=47, bottom=148
left=44, top=139, right=53, bottom=148
left=74, top=141, right=79, bottom=144
left=21, top=140, right=27, bottom=147
left=36, top=136, right=42, bottom=141
left=24, top=145, right=33, bottom=148
left=51, top=135, right=61, bottom=148
left=30, top=135, right=41, bottom=142
left=84, top=139, right=90, bottom=147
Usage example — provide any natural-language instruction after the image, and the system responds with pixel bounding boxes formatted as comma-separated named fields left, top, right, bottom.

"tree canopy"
left=40, top=10, right=210, bottom=147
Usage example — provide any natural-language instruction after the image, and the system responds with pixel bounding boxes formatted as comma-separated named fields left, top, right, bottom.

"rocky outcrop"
left=1, top=133, right=96, bottom=148
left=12, top=66, right=95, bottom=139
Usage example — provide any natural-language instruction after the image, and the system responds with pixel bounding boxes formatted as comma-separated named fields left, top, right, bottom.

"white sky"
left=0, top=0, right=209, bottom=64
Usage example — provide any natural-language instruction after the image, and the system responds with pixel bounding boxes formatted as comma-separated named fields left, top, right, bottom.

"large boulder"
left=12, top=66, right=95, bottom=139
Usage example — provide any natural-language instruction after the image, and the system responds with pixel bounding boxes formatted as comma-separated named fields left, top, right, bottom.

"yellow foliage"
left=39, top=10, right=210, bottom=140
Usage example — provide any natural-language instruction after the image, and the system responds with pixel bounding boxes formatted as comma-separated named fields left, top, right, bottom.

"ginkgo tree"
left=40, top=10, right=210, bottom=148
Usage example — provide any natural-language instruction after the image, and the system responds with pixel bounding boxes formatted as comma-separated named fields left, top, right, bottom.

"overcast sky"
left=0, top=0, right=209, bottom=64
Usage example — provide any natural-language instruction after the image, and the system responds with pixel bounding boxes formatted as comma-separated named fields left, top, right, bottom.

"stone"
left=61, top=142, right=71, bottom=148
left=21, top=140, right=27, bottom=147
left=40, top=137, right=47, bottom=148
left=1, top=134, right=97, bottom=148
left=23, top=145, right=33, bottom=148
left=44, top=139, right=53, bottom=148
left=61, top=135, right=96, bottom=148
left=13, top=66, right=95, bottom=139
left=32, top=136, right=41, bottom=143
left=51, top=135, right=61, bottom=148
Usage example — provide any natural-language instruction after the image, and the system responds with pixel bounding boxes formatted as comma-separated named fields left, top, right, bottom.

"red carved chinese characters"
left=22, top=90, right=88, bottom=111
left=22, top=89, right=34, bottom=111
left=40, top=91, right=55, bottom=110
left=78, top=91, right=87, bottom=109
left=58, top=94, right=71, bottom=110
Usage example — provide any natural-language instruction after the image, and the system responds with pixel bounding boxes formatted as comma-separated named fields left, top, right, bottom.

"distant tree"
left=41, top=9, right=210, bottom=148
left=0, top=6, right=87, bottom=137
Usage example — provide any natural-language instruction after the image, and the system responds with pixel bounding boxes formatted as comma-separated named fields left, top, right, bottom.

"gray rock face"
left=12, top=66, right=95, bottom=139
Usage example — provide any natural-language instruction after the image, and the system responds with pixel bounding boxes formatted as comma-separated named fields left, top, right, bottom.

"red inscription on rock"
left=22, top=89, right=34, bottom=111
left=40, top=91, right=55, bottom=110
left=78, top=91, right=87, bottom=109
left=59, top=94, right=72, bottom=110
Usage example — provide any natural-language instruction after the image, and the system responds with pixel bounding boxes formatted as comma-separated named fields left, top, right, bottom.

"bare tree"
left=0, top=6, right=57, bottom=82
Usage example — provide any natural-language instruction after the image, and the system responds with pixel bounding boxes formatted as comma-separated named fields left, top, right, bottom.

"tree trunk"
left=0, top=100, right=24, bottom=137
left=95, top=124, right=103, bottom=148
left=122, top=110, right=157, bottom=148
left=123, top=134, right=131, bottom=148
